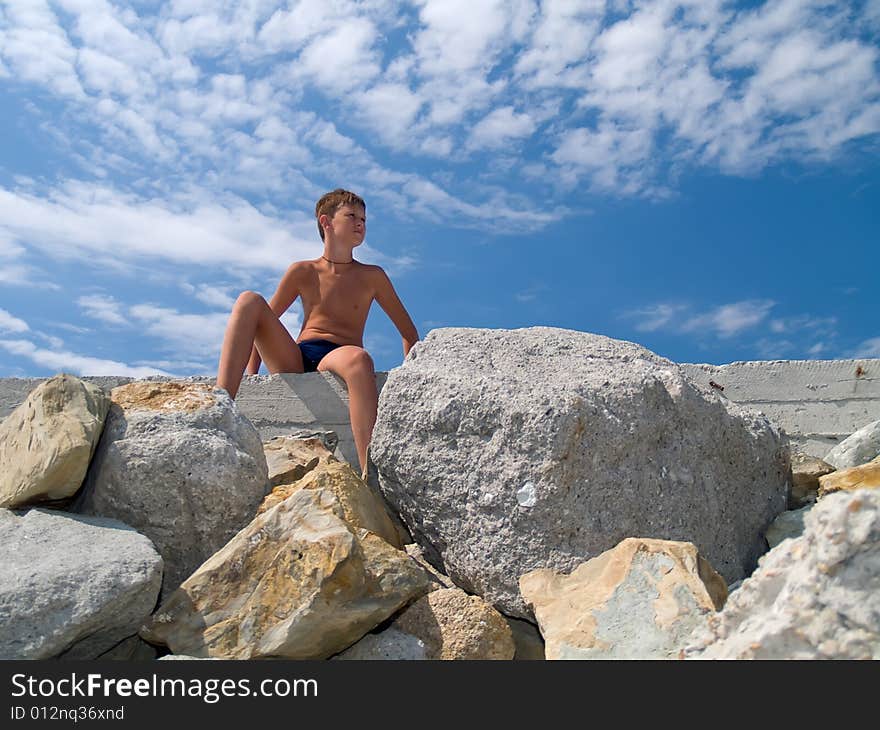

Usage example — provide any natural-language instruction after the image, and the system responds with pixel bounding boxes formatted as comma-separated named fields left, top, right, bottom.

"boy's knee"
left=234, top=290, right=265, bottom=310
left=350, top=348, right=374, bottom=374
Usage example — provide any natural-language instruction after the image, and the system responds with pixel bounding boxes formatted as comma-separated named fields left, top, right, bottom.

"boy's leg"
left=316, top=346, right=377, bottom=475
left=216, top=291, right=304, bottom=399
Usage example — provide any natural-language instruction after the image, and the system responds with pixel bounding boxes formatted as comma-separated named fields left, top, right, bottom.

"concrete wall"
left=680, top=359, right=880, bottom=457
left=2, top=358, right=878, bottom=465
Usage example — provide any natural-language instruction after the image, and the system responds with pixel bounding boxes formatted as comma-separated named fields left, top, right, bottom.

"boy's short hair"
left=315, top=189, right=366, bottom=241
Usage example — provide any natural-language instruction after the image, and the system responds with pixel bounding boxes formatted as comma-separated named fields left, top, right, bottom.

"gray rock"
left=370, top=327, right=789, bottom=617
left=685, top=489, right=880, bottom=659
left=823, top=419, right=880, bottom=470
left=0, top=508, right=162, bottom=659
left=332, top=627, right=428, bottom=660
left=765, top=505, right=812, bottom=549
left=0, top=374, right=110, bottom=508
left=74, top=382, right=269, bottom=600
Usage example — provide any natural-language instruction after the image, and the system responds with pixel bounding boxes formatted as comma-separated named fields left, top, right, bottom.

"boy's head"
left=315, top=189, right=366, bottom=241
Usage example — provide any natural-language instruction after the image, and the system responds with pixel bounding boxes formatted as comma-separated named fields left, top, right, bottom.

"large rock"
left=823, top=419, right=880, bottom=469
left=74, top=382, right=268, bottom=600
left=685, top=489, right=880, bottom=659
left=520, top=538, right=727, bottom=659
left=370, top=327, right=789, bottom=617
left=334, top=587, right=515, bottom=660
left=259, top=457, right=404, bottom=549
left=0, top=374, right=110, bottom=508
left=817, top=456, right=880, bottom=498
left=789, top=452, right=835, bottom=508
left=139, top=487, right=432, bottom=659
left=0, top=508, right=162, bottom=659
left=264, top=435, right=335, bottom=487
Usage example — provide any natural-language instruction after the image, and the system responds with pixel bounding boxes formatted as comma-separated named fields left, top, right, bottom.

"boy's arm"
left=246, top=263, right=303, bottom=374
left=373, top=268, right=419, bottom=358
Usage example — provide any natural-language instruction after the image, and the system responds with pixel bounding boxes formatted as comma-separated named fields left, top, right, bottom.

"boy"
left=215, top=189, right=419, bottom=476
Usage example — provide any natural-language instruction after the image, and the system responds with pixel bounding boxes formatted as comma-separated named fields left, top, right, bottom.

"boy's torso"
left=295, top=260, right=377, bottom=346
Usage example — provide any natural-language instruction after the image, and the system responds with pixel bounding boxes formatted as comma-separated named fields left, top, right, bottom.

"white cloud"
left=468, top=106, right=537, bottom=151
left=293, top=18, right=381, bottom=93
left=0, top=308, right=29, bottom=333
left=0, top=338, right=171, bottom=377
left=551, top=123, right=654, bottom=193
left=514, top=0, right=602, bottom=89
left=355, top=83, right=425, bottom=146
left=0, top=181, right=319, bottom=273
left=185, top=283, right=237, bottom=310
left=682, top=300, right=775, bottom=338
left=78, top=294, right=129, bottom=326
left=1, top=0, right=86, bottom=99
left=412, top=0, right=533, bottom=76
left=624, top=303, right=687, bottom=333
left=852, top=337, right=880, bottom=358
left=768, top=315, right=837, bottom=335
left=128, top=304, right=231, bottom=358
left=256, top=0, right=369, bottom=53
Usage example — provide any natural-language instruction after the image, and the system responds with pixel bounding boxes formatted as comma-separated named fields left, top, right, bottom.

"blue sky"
left=0, top=0, right=878, bottom=378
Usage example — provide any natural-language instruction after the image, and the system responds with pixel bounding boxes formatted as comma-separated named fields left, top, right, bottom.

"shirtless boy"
left=215, top=189, right=419, bottom=475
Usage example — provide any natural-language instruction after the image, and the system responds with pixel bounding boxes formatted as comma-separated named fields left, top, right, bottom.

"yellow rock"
left=818, top=456, right=880, bottom=498
left=258, top=459, right=404, bottom=549
left=519, top=538, right=727, bottom=660
left=264, top=436, right=335, bottom=488
left=111, top=381, right=217, bottom=412
left=0, top=374, right=110, bottom=508
left=394, top=588, right=515, bottom=660
left=140, top=487, right=431, bottom=659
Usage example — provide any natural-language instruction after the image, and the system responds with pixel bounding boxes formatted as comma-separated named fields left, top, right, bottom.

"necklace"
left=322, top=255, right=355, bottom=264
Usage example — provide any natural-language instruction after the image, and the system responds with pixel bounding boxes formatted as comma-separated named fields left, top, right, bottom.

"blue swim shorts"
left=298, top=339, right=343, bottom=372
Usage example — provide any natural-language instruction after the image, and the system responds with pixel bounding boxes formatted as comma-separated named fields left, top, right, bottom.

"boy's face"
left=325, top=204, right=366, bottom=247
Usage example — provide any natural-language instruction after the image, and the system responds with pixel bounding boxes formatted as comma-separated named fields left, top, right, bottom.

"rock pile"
left=2, top=327, right=878, bottom=660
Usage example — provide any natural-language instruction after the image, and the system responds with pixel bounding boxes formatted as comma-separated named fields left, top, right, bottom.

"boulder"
left=0, top=374, right=110, bottom=508
left=685, top=489, right=880, bottom=659
left=789, top=452, right=835, bottom=507
left=765, top=505, right=812, bottom=549
left=139, top=487, right=432, bottom=659
left=0, top=508, right=162, bottom=659
left=331, top=627, right=429, bottom=660
left=823, top=419, right=880, bottom=470
left=74, top=382, right=268, bottom=600
left=370, top=327, right=789, bottom=617
left=334, top=587, right=515, bottom=660
left=259, top=457, right=404, bottom=549
left=520, top=537, right=727, bottom=659
left=264, top=435, right=335, bottom=487
left=817, top=456, right=880, bottom=498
